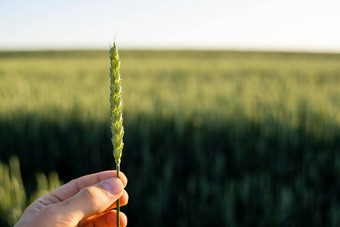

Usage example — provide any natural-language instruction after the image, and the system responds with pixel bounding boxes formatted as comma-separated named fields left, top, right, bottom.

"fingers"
left=49, top=170, right=127, bottom=202
left=81, top=210, right=127, bottom=227
left=52, top=177, right=124, bottom=225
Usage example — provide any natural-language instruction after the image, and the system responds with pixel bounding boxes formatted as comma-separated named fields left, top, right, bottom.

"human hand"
left=14, top=170, right=129, bottom=227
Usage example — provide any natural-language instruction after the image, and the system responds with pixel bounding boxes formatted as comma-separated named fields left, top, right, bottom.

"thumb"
left=54, top=177, right=124, bottom=224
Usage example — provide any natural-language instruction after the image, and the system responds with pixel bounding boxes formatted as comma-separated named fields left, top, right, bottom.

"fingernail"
left=102, top=178, right=123, bottom=195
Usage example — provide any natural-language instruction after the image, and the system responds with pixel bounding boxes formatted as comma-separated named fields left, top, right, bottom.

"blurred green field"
left=0, top=50, right=340, bottom=226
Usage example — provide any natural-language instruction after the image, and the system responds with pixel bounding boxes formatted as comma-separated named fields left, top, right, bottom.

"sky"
left=1, top=0, right=340, bottom=51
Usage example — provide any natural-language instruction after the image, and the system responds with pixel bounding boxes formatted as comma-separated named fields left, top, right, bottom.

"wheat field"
left=0, top=50, right=339, bottom=226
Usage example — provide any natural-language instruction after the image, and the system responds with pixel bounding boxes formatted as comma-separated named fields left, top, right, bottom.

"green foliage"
left=0, top=50, right=339, bottom=226
left=0, top=157, right=25, bottom=226
left=0, top=157, right=62, bottom=227
left=29, top=171, right=62, bottom=204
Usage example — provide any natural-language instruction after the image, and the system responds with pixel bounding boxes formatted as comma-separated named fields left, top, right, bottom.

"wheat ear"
left=109, top=42, right=124, bottom=227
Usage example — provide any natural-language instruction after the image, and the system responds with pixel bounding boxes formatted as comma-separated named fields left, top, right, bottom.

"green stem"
left=116, top=164, right=120, bottom=227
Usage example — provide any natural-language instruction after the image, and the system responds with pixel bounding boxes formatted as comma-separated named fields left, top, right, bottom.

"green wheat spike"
left=109, top=41, right=124, bottom=227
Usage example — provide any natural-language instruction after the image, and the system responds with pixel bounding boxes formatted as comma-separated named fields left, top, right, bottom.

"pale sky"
left=1, top=0, right=340, bottom=51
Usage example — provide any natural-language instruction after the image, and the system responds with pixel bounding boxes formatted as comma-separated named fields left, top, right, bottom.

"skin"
left=14, top=171, right=129, bottom=227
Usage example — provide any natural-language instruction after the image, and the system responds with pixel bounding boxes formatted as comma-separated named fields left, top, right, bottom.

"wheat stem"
left=116, top=164, right=120, bottom=226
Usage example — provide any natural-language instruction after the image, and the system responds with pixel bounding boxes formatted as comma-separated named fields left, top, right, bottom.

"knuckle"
left=81, top=187, right=98, bottom=206
left=70, top=179, right=82, bottom=192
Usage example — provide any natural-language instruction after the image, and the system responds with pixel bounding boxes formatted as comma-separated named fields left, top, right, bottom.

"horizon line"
left=1, top=46, right=340, bottom=54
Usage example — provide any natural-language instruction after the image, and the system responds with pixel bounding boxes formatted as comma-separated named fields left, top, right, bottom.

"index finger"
left=48, top=170, right=127, bottom=202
